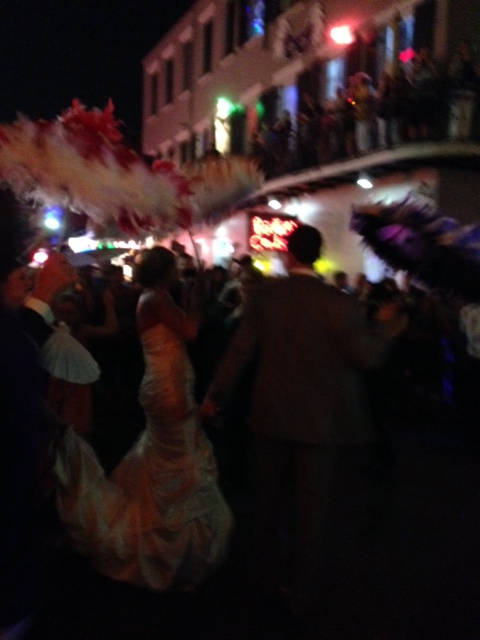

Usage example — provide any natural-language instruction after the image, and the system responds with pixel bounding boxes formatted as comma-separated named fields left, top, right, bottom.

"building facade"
left=142, top=0, right=480, bottom=280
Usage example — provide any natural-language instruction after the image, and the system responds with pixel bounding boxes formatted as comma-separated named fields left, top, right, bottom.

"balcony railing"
left=248, top=79, right=480, bottom=181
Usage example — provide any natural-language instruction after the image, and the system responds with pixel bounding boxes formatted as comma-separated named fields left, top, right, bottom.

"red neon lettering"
left=251, top=216, right=298, bottom=238
left=249, top=234, right=289, bottom=252
left=249, top=216, right=298, bottom=252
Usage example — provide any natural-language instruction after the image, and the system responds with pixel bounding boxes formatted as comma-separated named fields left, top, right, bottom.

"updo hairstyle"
left=135, top=247, right=176, bottom=288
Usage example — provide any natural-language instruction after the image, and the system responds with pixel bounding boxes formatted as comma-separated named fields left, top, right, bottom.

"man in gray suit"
left=203, top=225, right=405, bottom=614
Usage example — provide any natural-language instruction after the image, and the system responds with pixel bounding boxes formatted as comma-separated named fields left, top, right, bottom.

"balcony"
left=244, top=70, right=480, bottom=198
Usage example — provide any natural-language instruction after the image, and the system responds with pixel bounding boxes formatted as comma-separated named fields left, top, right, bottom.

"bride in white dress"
left=54, top=247, right=233, bottom=591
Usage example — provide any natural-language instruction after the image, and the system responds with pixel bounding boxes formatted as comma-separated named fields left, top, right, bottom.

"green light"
left=106, top=242, right=114, bottom=249
left=232, top=103, right=245, bottom=115
left=97, top=242, right=103, bottom=250
left=255, top=100, right=266, bottom=119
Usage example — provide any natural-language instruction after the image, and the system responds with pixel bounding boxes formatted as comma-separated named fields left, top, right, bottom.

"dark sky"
left=0, top=0, right=194, bottom=145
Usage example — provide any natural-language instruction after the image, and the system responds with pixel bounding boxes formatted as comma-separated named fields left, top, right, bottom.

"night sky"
left=0, top=0, right=194, bottom=145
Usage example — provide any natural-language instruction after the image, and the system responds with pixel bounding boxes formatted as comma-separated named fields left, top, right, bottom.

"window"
left=165, top=58, right=174, bottom=104
left=148, top=72, right=158, bottom=115
left=180, top=141, right=189, bottom=165
left=203, top=128, right=211, bottom=154
left=247, top=0, right=265, bottom=38
left=279, top=0, right=299, bottom=11
left=385, top=26, right=394, bottom=64
left=376, top=25, right=394, bottom=79
left=203, top=20, right=213, bottom=74
left=225, top=0, right=236, bottom=55
left=400, top=15, right=415, bottom=52
left=189, top=134, right=197, bottom=161
left=238, top=0, right=248, bottom=44
left=325, top=57, right=345, bottom=100
left=182, top=41, right=193, bottom=91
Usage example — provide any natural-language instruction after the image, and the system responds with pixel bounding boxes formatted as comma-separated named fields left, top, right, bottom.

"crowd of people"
left=2, top=185, right=480, bottom=638
left=251, top=41, right=480, bottom=178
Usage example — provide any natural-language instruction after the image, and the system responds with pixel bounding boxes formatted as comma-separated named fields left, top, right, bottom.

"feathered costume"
left=352, top=199, right=480, bottom=301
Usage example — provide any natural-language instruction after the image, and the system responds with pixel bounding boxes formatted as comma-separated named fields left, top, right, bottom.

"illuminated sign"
left=248, top=215, right=298, bottom=252
left=68, top=235, right=140, bottom=253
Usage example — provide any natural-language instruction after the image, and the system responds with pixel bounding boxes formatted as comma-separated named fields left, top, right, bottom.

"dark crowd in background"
left=49, top=247, right=480, bottom=475
left=251, top=41, right=480, bottom=178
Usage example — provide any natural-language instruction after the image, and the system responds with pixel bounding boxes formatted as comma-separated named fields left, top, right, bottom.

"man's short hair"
left=287, top=225, right=322, bottom=265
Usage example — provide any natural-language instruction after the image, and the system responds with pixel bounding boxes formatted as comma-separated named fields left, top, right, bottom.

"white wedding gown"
left=54, top=323, right=233, bottom=591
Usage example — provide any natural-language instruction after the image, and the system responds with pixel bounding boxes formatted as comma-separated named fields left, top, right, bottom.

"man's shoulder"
left=19, top=306, right=53, bottom=347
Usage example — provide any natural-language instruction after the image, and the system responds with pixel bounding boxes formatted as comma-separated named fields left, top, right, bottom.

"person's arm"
left=202, top=290, right=259, bottom=414
left=159, top=293, right=199, bottom=340
left=138, top=290, right=199, bottom=341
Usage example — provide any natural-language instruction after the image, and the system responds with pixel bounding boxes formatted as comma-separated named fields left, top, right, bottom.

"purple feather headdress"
left=351, top=199, right=480, bottom=301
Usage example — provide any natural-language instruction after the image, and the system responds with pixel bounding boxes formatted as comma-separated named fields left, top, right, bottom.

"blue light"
left=247, top=0, right=265, bottom=38
left=43, top=206, right=63, bottom=231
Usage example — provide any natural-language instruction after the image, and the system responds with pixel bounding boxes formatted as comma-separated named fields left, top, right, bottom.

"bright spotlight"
left=268, top=199, right=282, bottom=210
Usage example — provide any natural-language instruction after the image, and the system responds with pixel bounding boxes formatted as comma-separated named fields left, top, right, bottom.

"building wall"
left=162, top=166, right=439, bottom=283
left=293, top=166, right=437, bottom=280
left=142, top=0, right=447, bottom=159
left=445, top=0, right=480, bottom=61
left=437, top=168, right=480, bottom=226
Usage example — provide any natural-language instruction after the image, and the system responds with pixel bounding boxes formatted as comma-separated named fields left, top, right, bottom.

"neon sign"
left=68, top=235, right=140, bottom=254
left=248, top=215, right=298, bottom=252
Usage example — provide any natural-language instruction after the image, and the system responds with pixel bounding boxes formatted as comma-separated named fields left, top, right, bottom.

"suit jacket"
left=0, top=307, right=45, bottom=626
left=19, top=306, right=53, bottom=349
left=208, top=274, right=394, bottom=445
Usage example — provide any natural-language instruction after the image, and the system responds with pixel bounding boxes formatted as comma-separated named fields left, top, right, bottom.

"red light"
left=398, top=47, right=415, bottom=63
left=330, top=26, right=354, bottom=46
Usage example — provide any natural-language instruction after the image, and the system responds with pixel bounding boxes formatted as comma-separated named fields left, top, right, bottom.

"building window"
left=165, top=58, right=174, bottom=104
left=279, top=0, right=299, bottom=11
left=182, top=41, right=193, bottom=91
left=203, top=128, right=211, bottom=155
left=203, top=20, right=213, bottom=74
left=149, top=72, right=158, bottom=115
left=376, top=25, right=395, bottom=80
left=180, top=141, right=189, bottom=165
left=325, top=57, right=345, bottom=100
left=189, top=134, right=197, bottom=161
left=247, top=0, right=265, bottom=38
left=385, top=26, right=394, bottom=63
left=400, top=15, right=415, bottom=52
left=225, top=0, right=236, bottom=56
left=266, top=0, right=300, bottom=23
left=215, top=99, right=231, bottom=154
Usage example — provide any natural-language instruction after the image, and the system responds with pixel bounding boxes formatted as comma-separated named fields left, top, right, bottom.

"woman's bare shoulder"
left=137, top=289, right=169, bottom=332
